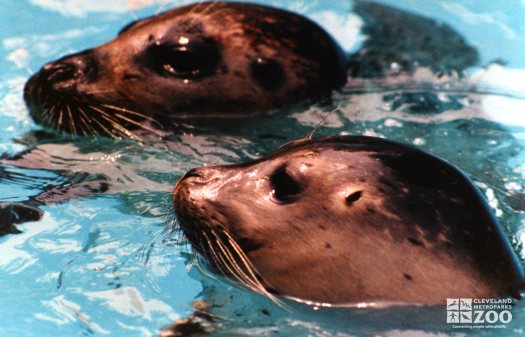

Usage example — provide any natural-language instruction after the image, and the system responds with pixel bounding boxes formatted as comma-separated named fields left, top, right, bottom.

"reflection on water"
left=1, top=1, right=525, bottom=336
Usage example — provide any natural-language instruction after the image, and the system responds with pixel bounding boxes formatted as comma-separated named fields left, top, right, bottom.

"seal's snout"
left=24, top=48, right=101, bottom=129
left=40, top=49, right=97, bottom=92
left=173, top=167, right=207, bottom=197
left=173, top=166, right=228, bottom=209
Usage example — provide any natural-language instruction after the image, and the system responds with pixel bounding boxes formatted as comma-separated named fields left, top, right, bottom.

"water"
left=1, top=1, right=525, bottom=336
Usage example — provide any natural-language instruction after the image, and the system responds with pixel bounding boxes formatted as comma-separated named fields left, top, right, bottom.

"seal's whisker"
left=83, top=89, right=111, bottom=95
left=137, top=234, right=161, bottom=267
left=89, top=105, right=119, bottom=122
left=56, top=103, right=64, bottom=130
left=86, top=106, right=121, bottom=138
left=113, top=113, right=165, bottom=137
left=162, top=209, right=181, bottom=238
left=76, top=109, right=93, bottom=136
left=44, top=106, right=55, bottom=124
left=209, top=230, right=261, bottom=289
left=305, top=105, right=342, bottom=140
left=48, top=106, right=58, bottom=129
left=193, top=248, right=219, bottom=281
left=100, top=104, right=160, bottom=125
left=41, top=104, right=54, bottom=125
left=76, top=117, right=89, bottom=135
left=206, top=230, right=257, bottom=289
left=73, top=98, right=103, bottom=136
left=219, top=234, right=267, bottom=291
left=193, top=232, right=222, bottom=280
left=196, top=230, right=237, bottom=281
left=188, top=1, right=219, bottom=25
left=66, top=105, right=77, bottom=135
left=89, top=105, right=141, bottom=140
left=186, top=1, right=208, bottom=18
left=100, top=103, right=166, bottom=136
left=209, top=229, right=283, bottom=306
left=200, top=1, right=220, bottom=16
left=102, top=116, right=136, bottom=139
left=203, top=5, right=230, bottom=19
left=201, top=232, right=229, bottom=274
left=78, top=107, right=99, bottom=136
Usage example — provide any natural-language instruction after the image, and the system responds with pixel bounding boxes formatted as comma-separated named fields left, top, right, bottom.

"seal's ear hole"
left=250, top=58, right=285, bottom=92
left=269, top=166, right=302, bottom=204
left=346, top=191, right=363, bottom=205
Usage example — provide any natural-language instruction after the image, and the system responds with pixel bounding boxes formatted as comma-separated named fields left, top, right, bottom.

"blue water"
left=1, top=1, right=525, bottom=336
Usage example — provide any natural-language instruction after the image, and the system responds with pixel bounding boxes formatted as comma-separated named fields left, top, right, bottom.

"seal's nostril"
left=42, top=62, right=55, bottom=71
left=40, top=48, right=97, bottom=90
left=44, top=62, right=78, bottom=83
left=182, top=168, right=203, bottom=180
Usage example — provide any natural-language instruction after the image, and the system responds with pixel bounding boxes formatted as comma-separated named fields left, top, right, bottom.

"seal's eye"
left=149, top=37, right=221, bottom=78
left=270, top=166, right=302, bottom=204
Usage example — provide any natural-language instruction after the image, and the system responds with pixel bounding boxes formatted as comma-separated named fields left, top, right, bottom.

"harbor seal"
left=24, top=2, right=347, bottom=137
left=172, top=136, right=524, bottom=305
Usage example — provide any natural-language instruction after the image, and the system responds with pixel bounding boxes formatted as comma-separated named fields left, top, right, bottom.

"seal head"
left=24, top=2, right=347, bottom=137
left=172, top=136, right=524, bottom=305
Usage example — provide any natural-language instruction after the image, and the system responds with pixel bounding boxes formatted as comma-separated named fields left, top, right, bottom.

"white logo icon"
left=446, top=298, right=512, bottom=327
left=447, top=298, right=472, bottom=323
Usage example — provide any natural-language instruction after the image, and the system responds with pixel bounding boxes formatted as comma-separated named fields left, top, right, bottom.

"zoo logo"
left=446, top=298, right=513, bottom=325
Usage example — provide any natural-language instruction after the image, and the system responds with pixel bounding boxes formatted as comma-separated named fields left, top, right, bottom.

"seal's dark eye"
left=270, top=166, right=302, bottom=204
left=149, top=37, right=221, bottom=78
